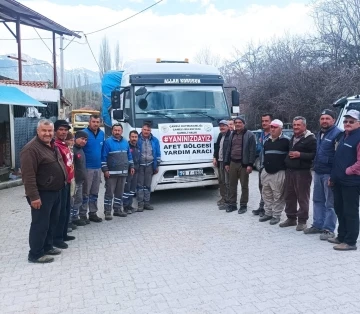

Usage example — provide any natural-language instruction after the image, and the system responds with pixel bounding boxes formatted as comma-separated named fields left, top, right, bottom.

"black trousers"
left=27, top=190, right=61, bottom=259
left=54, top=183, right=71, bottom=242
left=333, top=184, right=360, bottom=246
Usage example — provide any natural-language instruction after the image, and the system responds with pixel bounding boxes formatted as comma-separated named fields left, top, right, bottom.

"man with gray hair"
left=20, top=119, right=67, bottom=263
left=280, top=116, right=317, bottom=231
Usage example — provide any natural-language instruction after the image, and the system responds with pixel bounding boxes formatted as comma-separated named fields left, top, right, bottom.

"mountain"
left=0, top=54, right=101, bottom=91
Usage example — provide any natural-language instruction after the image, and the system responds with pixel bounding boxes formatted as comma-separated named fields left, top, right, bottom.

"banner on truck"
left=159, top=123, right=213, bottom=161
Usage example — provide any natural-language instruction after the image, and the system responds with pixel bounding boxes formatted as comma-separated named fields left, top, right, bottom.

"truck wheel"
left=254, top=157, right=261, bottom=171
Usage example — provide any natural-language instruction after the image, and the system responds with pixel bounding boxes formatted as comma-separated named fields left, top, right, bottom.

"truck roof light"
left=156, top=58, right=161, bottom=63
left=184, top=58, right=189, bottom=63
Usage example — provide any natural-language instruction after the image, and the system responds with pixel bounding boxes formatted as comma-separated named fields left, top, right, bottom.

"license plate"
left=178, top=169, right=203, bottom=176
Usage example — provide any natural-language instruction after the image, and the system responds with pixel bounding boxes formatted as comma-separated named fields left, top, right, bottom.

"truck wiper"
left=146, top=111, right=175, bottom=122
left=178, top=111, right=216, bottom=121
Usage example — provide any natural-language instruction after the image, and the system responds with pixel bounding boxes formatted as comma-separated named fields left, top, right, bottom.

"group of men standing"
left=214, top=110, right=360, bottom=251
left=21, top=115, right=160, bottom=263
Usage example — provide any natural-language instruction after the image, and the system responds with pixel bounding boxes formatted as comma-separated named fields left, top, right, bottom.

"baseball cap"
left=54, top=120, right=71, bottom=131
left=218, top=120, right=229, bottom=126
left=344, top=109, right=360, bottom=120
left=321, top=109, right=336, bottom=119
left=270, top=119, right=284, bottom=128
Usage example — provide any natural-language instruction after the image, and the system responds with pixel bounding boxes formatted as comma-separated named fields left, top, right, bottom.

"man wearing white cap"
left=213, top=120, right=231, bottom=208
left=329, top=109, right=360, bottom=251
left=259, top=119, right=290, bottom=225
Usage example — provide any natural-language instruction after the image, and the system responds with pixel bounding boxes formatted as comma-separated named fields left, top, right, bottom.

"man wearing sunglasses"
left=329, top=110, right=360, bottom=251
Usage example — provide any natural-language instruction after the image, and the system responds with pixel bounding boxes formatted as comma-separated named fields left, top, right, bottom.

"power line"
left=85, top=0, right=164, bottom=35
left=33, top=28, right=54, bottom=55
left=84, top=34, right=101, bottom=72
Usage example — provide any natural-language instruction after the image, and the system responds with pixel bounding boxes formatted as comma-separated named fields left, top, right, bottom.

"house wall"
left=0, top=105, right=11, bottom=167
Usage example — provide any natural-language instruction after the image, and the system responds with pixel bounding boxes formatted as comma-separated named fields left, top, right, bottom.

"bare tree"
left=114, top=41, right=124, bottom=70
left=99, top=36, right=112, bottom=79
left=194, top=46, right=222, bottom=68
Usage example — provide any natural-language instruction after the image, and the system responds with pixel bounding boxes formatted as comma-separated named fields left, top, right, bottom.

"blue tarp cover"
left=101, top=71, right=123, bottom=126
left=0, top=85, right=47, bottom=107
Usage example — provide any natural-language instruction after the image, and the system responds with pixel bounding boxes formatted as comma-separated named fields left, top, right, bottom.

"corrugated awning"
left=0, top=85, right=47, bottom=107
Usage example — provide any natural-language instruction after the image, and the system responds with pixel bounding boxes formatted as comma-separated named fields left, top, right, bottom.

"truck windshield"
left=135, top=85, right=229, bottom=120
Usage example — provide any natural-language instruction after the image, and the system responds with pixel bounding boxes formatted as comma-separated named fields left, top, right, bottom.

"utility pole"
left=60, top=35, right=65, bottom=93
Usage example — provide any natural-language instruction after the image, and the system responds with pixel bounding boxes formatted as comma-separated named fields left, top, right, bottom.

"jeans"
left=333, top=184, right=360, bottom=246
left=312, top=173, right=337, bottom=232
left=27, top=190, right=61, bottom=259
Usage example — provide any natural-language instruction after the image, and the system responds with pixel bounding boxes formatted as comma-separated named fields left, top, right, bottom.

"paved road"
left=1, top=173, right=360, bottom=314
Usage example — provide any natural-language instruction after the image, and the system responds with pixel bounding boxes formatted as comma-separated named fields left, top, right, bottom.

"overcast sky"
left=0, top=0, right=314, bottom=71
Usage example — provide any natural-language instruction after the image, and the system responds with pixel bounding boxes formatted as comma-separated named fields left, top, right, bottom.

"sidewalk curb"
left=0, top=179, right=23, bottom=191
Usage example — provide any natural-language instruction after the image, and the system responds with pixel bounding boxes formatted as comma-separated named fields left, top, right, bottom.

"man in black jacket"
left=280, top=116, right=317, bottom=231
left=259, top=119, right=289, bottom=225
left=72, top=131, right=89, bottom=226
left=213, top=120, right=231, bottom=209
left=224, top=116, right=256, bottom=214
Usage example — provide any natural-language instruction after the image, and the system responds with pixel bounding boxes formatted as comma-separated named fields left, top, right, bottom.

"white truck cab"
left=107, top=59, right=239, bottom=192
left=333, top=95, right=360, bottom=130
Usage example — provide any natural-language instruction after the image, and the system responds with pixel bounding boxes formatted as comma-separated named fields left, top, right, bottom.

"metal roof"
left=0, top=85, right=47, bottom=107
left=0, top=0, right=81, bottom=38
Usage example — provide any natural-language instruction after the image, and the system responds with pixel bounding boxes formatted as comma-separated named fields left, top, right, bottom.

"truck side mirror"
left=111, top=90, right=121, bottom=109
left=138, top=98, right=148, bottom=110
left=113, top=109, right=124, bottom=121
left=231, top=90, right=240, bottom=106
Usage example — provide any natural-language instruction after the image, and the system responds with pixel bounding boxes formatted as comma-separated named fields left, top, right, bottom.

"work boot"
left=72, top=219, right=86, bottom=227
left=89, top=214, right=103, bottom=223
left=137, top=203, right=144, bottom=212
left=64, top=235, right=75, bottom=241
left=71, top=223, right=78, bottom=230
left=303, top=226, right=322, bottom=234
left=327, top=237, right=341, bottom=244
left=252, top=207, right=264, bottom=216
left=320, top=230, right=335, bottom=241
left=105, top=212, right=113, bottom=221
left=44, top=248, right=61, bottom=256
left=28, top=255, right=54, bottom=264
left=270, top=217, right=280, bottom=225
left=333, top=243, right=357, bottom=251
left=296, top=223, right=307, bottom=231
left=114, top=209, right=127, bottom=217
left=219, top=203, right=228, bottom=210
left=128, top=205, right=136, bottom=214
left=238, top=205, right=247, bottom=214
left=144, top=204, right=154, bottom=210
left=279, top=219, right=297, bottom=228
left=226, top=204, right=237, bottom=213
left=79, top=216, right=90, bottom=224
left=53, top=241, right=68, bottom=249
left=259, top=215, right=272, bottom=222
left=217, top=199, right=225, bottom=206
